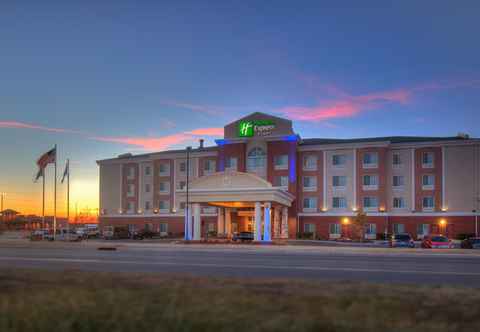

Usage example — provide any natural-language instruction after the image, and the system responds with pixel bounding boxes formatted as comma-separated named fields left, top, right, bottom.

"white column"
left=323, top=152, right=327, bottom=210
left=254, top=202, right=262, bottom=241
left=193, top=203, right=201, bottom=240
left=273, top=207, right=281, bottom=238
left=217, top=207, right=225, bottom=235
left=225, top=208, right=232, bottom=237
left=184, top=204, right=192, bottom=240
left=263, top=202, right=271, bottom=242
left=442, top=146, right=446, bottom=210
left=281, top=206, right=289, bottom=239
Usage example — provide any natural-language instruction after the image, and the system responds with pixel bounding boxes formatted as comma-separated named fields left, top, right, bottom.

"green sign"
left=238, top=120, right=275, bottom=137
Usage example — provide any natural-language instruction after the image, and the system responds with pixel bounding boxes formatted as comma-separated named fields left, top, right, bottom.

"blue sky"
left=1, top=1, right=479, bottom=214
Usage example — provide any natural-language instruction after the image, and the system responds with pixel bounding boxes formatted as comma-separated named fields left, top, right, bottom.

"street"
left=1, top=240, right=480, bottom=286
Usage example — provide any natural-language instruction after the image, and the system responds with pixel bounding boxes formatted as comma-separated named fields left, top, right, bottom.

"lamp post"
left=0, top=192, right=5, bottom=223
left=473, top=210, right=478, bottom=237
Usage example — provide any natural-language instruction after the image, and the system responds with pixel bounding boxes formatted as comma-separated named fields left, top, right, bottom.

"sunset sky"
left=1, top=1, right=479, bottom=216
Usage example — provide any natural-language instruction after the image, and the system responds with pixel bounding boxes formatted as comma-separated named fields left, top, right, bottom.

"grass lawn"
left=0, top=269, right=479, bottom=332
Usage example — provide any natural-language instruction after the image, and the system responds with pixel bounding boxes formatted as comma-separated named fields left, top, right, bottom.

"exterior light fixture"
left=137, top=209, right=143, bottom=214
left=352, top=207, right=358, bottom=212
left=439, top=219, right=446, bottom=225
left=118, top=209, right=123, bottom=214
left=153, top=209, right=159, bottom=214
left=343, top=218, right=350, bottom=224
left=441, top=207, right=448, bottom=212
left=321, top=207, right=328, bottom=212
left=379, top=207, right=386, bottom=212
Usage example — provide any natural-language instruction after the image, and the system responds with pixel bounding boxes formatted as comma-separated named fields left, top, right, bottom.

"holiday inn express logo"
left=238, top=120, right=275, bottom=137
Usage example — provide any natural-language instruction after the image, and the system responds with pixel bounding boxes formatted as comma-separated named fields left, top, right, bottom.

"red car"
left=421, top=235, right=454, bottom=249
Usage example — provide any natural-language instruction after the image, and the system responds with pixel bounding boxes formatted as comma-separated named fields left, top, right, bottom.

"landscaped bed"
left=0, top=269, right=479, bottom=332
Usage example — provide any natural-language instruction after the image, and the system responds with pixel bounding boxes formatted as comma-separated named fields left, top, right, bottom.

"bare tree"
left=352, top=209, right=368, bottom=242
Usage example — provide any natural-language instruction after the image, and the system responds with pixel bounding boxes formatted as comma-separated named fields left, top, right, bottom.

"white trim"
left=103, top=213, right=218, bottom=218
left=298, top=211, right=478, bottom=217
left=411, top=148, right=415, bottom=211
left=353, top=148, right=357, bottom=210
left=442, top=146, right=446, bottom=209
left=98, top=151, right=218, bottom=165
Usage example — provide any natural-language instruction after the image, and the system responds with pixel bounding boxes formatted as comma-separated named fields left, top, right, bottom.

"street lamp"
left=0, top=192, right=5, bottom=223
left=439, top=218, right=446, bottom=235
left=379, top=207, right=388, bottom=241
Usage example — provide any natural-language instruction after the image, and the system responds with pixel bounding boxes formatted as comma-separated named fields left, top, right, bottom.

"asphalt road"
left=1, top=241, right=480, bottom=286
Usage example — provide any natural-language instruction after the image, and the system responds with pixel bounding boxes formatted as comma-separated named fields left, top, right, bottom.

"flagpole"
left=42, top=170, right=45, bottom=230
left=53, top=144, right=57, bottom=240
left=66, top=159, right=70, bottom=240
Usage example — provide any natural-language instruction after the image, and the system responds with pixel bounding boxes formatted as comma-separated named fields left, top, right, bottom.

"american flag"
left=36, top=147, right=56, bottom=170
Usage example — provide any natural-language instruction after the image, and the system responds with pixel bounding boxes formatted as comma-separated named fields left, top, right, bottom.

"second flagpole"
left=53, top=144, right=57, bottom=240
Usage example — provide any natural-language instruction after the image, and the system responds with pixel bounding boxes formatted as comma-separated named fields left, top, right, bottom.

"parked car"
left=421, top=235, right=454, bottom=249
left=461, top=237, right=480, bottom=249
left=45, top=229, right=83, bottom=242
left=232, top=231, right=254, bottom=242
left=390, top=233, right=415, bottom=248
left=132, top=229, right=160, bottom=240
left=30, top=229, right=50, bottom=241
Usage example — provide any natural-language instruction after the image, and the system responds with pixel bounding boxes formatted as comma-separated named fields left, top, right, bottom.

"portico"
left=177, top=171, right=294, bottom=241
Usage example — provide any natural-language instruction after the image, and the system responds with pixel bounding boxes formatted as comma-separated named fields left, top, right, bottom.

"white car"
left=46, top=229, right=83, bottom=242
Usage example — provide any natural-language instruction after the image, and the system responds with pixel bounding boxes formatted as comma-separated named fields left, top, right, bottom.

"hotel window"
left=225, top=157, right=238, bottom=171
left=362, top=175, right=378, bottom=190
left=363, top=196, right=378, bottom=210
left=365, top=223, right=377, bottom=235
left=177, top=181, right=186, bottom=190
left=332, top=175, right=347, bottom=188
left=145, top=166, right=151, bottom=176
left=332, top=197, right=347, bottom=209
left=144, top=201, right=151, bottom=211
left=204, top=159, right=216, bottom=174
left=274, top=155, right=289, bottom=170
left=247, top=147, right=266, bottom=169
left=393, top=197, right=406, bottom=209
left=416, top=224, right=430, bottom=237
left=274, top=176, right=289, bottom=189
left=392, top=153, right=402, bottom=168
left=422, top=196, right=435, bottom=210
left=159, top=181, right=170, bottom=194
left=159, top=163, right=170, bottom=176
left=329, top=223, right=341, bottom=235
left=127, top=184, right=135, bottom=197
left=363, top=152, right=378, bottom=168
left=393, top=223, right=405, bottom=234
left=145, top=183, right=151, bottom=193
left=332, top=154, right=346, bottom=167
left=159, top=223, right=168, bottom=233
left=422, top=152, right=434, bottom=168
left=127, top=201, right=135, bottom=214
left=422, top=175, right=435, bottom=190
left=159, top=200, right=170, bottom=212
left=304, top=223, right=316, bottom=234
left=303, top=197, right=317, bottom=211
left=303, top=176, right=317, bottom=191
left=127, top=166, right=135, bottom=179
left=392, top=175, right=405, bottom=188
left=303, top=155, right=317, bottom=171
left=179, top=161, right=187, bottom=173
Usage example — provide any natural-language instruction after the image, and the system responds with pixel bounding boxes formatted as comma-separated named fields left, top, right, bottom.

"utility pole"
left=0, top=192, right=4, bottom=223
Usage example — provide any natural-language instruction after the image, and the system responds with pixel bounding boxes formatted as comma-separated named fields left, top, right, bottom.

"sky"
left=1, top=1, right=479, bottom=216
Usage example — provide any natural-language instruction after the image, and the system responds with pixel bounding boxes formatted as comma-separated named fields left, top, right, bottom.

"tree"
left=352, top=209, right=368, bottom=242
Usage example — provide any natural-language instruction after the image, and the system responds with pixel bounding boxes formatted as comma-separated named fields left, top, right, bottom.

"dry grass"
left=0, top=269, right=479, bottom=332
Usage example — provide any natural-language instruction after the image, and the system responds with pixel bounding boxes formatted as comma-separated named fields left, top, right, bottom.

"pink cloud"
left=0, top=120, right=224, bottom=151
left=161, top=101, right=225, bottom=116
left=275, top=78, right=479, bottom=122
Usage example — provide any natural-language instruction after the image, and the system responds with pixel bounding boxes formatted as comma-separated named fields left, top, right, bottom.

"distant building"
left=97, top=112, right=480, bottom=240
left=1, top=209, right=19, bottom=222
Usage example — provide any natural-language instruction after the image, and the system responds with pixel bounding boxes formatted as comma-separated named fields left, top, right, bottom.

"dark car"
left=390, top=233, right=415, bottom=248
left=461, top=237, right=480, bottom=249
left=232, top=231, right=254, bottom=242
left=132, top=229, right=160, bottom=240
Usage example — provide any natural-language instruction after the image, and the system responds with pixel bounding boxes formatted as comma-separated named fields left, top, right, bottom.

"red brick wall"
left=297, top=150, right=324, bottom=213
left=218, top=143, right=246, bottom=172
left=415, top=147, right=443, bottom=212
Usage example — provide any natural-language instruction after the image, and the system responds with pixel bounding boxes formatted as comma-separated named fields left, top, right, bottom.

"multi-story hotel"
left=98, top=112, right=480, bottom=240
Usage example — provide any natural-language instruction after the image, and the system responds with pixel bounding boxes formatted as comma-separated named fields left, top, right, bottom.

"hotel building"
left=98, top=112, right=480, bottom=240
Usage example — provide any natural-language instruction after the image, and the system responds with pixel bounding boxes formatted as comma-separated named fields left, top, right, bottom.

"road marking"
left=1, top=256, right=480, bottom=277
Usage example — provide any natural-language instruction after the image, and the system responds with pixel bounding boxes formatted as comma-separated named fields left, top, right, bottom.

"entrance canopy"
left=177, top=171, right=295, bottom=207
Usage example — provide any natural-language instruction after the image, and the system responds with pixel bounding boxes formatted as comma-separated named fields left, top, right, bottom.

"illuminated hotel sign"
left=238, top=120, right=275, bottom=137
